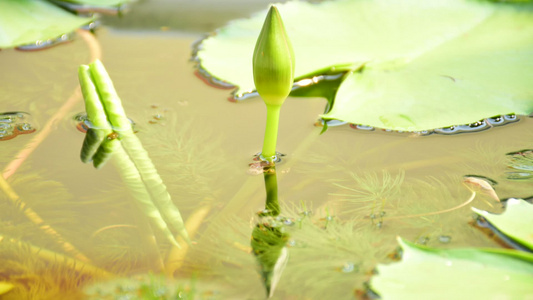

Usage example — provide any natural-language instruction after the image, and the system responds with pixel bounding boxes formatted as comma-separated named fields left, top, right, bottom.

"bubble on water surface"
left=16, top=33, right=73, bottom=51
left=341, top=262, right=355, bottom=273
left=73, top=112, right=136, bottom=133
left=438, top=235, right=452, bottom=244
left=348, top=114, right=521, bottom=135
left=283, top=218, right=295, bottom=226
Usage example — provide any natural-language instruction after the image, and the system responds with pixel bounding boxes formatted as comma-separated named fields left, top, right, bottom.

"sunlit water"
left=1, top=3, right=532, bottom=300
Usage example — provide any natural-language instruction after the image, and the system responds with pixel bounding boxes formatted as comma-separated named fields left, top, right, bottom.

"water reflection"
left=252, top=164, right=289, bottom=298
left=506, top=149, right=533, bottom=181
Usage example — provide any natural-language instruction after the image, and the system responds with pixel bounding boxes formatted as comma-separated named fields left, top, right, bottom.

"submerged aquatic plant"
left=330, top=171, right=405, bottom=218
left=253, top=5, right=295, bottom=161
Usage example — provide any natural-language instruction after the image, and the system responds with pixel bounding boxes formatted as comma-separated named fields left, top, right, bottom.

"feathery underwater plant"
left=253, top=5, right=295, bottom=162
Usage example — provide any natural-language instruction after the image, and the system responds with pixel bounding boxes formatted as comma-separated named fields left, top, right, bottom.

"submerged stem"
left=262, top=105, right=281, bottom=160
left=263, top=165, right=280, bottom=216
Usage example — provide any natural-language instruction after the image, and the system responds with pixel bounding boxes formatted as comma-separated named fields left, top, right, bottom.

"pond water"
left=1, top=1, right=532, bottom=299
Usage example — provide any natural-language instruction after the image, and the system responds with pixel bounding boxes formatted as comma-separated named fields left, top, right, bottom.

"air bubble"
left=438, top=235, right=451, bottom=244
left=418, top=236, right=429, bottom=245
left=16, top=33, right=74, bottom=51
left=350, top=124, right=375, bottom=131
left=283, top=218, right=295, bottom=226
left=341, top=262, right=355, bottom=273
left=300, top=210, right=313, bottom=217
left=154, top=287, right=166, bottom=296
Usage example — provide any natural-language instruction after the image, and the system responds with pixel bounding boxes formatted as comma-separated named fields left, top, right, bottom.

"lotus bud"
left=253, top=5, right=295, bottom=107
left=253, top=5, right=295, bottom=161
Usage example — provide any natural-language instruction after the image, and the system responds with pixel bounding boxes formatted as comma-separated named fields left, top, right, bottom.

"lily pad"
left=369, top=238, right=533, bottom=299
left=56, top=0, right=130, bottom=5
left=472, top=198, right=533, bottom=251
left=0, top=0, right=94, bottom=49
left=196, top=0, right=533, bottom=131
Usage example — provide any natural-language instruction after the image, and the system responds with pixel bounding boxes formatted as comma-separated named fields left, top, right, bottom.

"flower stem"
left=262, top=104, right=281, bottom=160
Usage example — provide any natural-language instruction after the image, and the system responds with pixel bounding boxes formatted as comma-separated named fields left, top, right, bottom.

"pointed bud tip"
left=253, top=5, right=295, bottom=107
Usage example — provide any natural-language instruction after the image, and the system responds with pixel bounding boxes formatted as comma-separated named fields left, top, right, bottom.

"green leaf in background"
left=0, top=0, right=94, bottom=49
left=56, top=0, right=130, bottom=5
left=196, top=0, right=533, bottom=131
left=472, top=198, right=533, bottom=251
left=369, top=238, right=533, bottom=299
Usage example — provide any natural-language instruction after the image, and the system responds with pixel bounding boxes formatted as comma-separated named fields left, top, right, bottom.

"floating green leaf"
left=0, top=0, right=136, bottom=49
left=57, top=0, right=130, bottom=5
left=0, top=0, right=94, bottom=49
left=472, top=198, right=533, bottom=251
left=196, top=0, right=533, bottom=131
left=369, top=238, right=533, bottom=299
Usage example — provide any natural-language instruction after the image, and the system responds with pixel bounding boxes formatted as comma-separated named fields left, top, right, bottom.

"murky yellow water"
left=1, top=3, right=532, bottom=299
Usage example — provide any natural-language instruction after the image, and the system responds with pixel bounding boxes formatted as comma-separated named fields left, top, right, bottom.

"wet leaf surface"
left=196, top=0, right=533, bottom=131
left=370, top=238, right=533, bottom=299
left=472, top=198, right=533, bottom=251
left=0, top=0, right=93, bottom=49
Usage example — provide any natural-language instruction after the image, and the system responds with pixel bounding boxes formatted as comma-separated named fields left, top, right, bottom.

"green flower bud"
left=253, top=5, right=295, bottom=107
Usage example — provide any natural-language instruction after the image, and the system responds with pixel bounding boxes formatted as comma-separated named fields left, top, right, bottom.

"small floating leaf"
left=462, top=176, right=499, bottom=202
left=472, top=198, right=533, bottom=251
left=0, top=0, right=94, bottom=49
left=369, top=237, right=533, bottom=299
left=57, top=0, right=130, bottom=5
left=196, top=0, right=533, bottom=131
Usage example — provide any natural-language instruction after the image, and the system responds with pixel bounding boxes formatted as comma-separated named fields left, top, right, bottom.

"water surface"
left=1, top=3, right=532, bottom=299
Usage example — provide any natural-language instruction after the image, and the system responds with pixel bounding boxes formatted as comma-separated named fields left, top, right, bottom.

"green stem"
left=262, top=105, right=281, bottom=160
left=263, top=165, right=280, bottom=217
